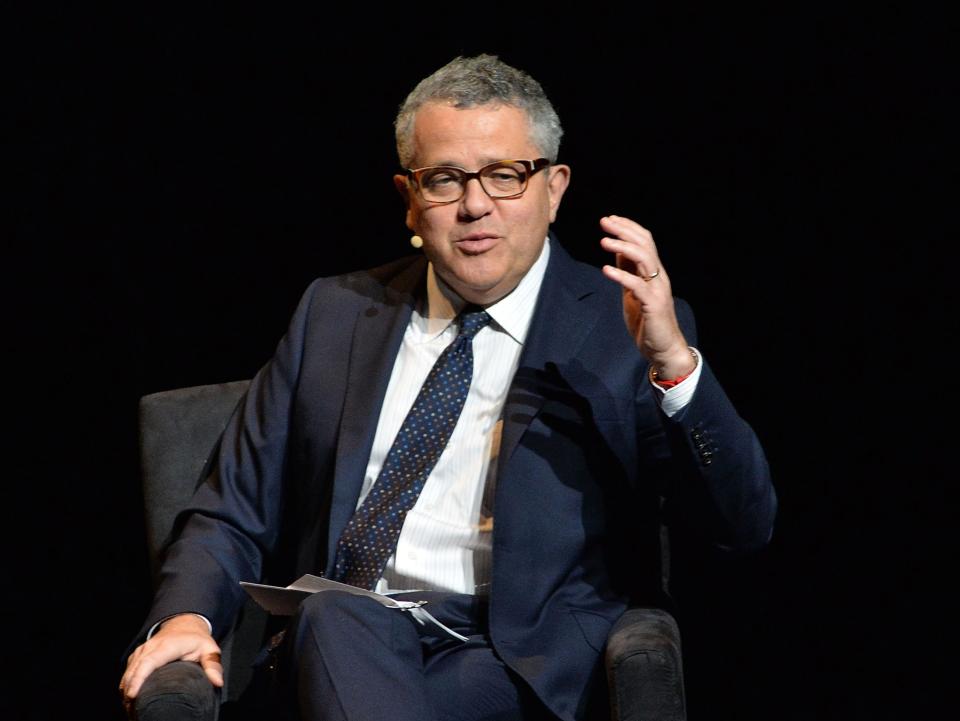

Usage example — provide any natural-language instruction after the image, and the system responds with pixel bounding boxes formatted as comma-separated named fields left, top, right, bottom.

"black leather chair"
left=133, top=381, right=686, bottom=721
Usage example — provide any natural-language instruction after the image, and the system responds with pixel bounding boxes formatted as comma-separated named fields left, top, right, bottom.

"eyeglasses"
left=405, top=158, right=550, bottom=204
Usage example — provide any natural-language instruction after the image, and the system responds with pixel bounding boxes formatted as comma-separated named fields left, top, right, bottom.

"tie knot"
left=457, top=306, right=492, bottom=340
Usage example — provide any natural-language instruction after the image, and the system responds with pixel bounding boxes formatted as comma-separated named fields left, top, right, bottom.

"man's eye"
left=423, top=172, right=459, bottom=187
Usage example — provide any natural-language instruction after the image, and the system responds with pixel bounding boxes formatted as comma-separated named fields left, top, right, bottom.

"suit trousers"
left=271, top=589, right=555, bottom=721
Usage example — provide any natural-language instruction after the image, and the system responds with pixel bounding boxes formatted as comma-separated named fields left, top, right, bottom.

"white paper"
left=239, top=574, right=468, bottom=642
left=240, top=574, right=424, bottom=614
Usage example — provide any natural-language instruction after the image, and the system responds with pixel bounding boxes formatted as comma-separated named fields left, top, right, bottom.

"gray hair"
left=394, top=54, right=563, bottom=167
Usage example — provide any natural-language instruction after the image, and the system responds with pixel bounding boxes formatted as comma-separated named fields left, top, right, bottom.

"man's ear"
left=393, top=174, right=416, bottom=231
left=546, top=164, right=571, bottom=223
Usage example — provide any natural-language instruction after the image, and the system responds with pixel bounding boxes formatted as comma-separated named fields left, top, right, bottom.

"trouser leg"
left=280, top=590, right=433, bottom=721
left=421, top=635, right=554, bottom=721
left=411, top=593, right=554, bottom=721
left=279, top=590, right=555, bottom=721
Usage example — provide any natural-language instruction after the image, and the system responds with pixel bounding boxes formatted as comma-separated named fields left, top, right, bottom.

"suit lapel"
left=497, top=239, right=601, bottom=478
left=324, top=258, right=426, bottom=570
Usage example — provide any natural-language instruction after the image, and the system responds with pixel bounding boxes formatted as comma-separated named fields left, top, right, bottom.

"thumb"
left=199, top=651, right=224, bottom=688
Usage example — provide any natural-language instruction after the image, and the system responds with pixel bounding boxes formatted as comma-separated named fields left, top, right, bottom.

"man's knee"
left=133, top=660, right=219, bottom=721
left=276, top=591, right=432, bottom=720
left=294, top=590, right=389, bottom=636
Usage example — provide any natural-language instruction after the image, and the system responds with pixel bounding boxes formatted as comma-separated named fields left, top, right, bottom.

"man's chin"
left=436, top=270, right=500, bottom=305
left=456, top=277, right=520, bottom=306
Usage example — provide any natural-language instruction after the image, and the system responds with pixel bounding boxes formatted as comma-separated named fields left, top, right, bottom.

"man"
left=121, top=54, right=776, bottom=720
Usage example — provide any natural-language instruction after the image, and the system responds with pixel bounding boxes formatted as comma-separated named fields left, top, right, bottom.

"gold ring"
left=644, top=270, right=660, bottom=282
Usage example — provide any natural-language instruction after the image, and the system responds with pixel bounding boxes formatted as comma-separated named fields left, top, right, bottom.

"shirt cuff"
left=146, top=613, right=213, bottom=640
left=650, top=347, right=703, bottom=418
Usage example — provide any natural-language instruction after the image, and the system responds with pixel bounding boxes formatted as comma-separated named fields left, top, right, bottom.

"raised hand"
left=599, top=215, right=696, bottom=380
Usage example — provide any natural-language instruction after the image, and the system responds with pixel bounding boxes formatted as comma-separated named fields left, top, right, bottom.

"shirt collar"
left=416, top=236, right=551, bottom=344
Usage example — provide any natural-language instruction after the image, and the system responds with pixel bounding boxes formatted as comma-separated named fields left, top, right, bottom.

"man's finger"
left=199, top=652, right=224, bottom=688
left=602, top=236, right=655, bottom=264
left=601, top=237, right=658, bottom=283
left=604, top=215, right=654, bottom=241
left=602, top=264, right=650, bottom=298
left=119, top=645, right=143, bottom=699
left=601, top=215, right=655, bottom=246
left=122, top=653, right=162, bottom=700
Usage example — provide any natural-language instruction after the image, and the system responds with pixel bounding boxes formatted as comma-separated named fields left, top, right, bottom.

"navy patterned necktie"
left=329, top=306, right=493, bottom=590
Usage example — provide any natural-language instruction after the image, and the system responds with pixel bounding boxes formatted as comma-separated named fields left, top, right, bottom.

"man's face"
left=394, top=102, right=570, bottom=305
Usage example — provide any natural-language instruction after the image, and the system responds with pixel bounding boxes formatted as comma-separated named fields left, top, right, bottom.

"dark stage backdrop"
left=8, top=6, right=954, bottom=720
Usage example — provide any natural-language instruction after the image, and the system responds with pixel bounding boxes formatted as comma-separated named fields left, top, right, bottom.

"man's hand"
left=600, top=215, right=696, bottom=379
left=119, top=613, right=223, bottom=708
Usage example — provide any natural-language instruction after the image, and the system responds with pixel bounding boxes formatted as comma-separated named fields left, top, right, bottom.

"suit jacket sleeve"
left=138, top=278, right=323, bottom=640
left=655, top=298, right=776, bottom=552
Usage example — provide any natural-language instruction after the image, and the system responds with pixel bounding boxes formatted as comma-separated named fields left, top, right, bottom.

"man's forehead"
left=409, top=102, right=538, bottom=167
left=417, top=98, right=517, bottom=117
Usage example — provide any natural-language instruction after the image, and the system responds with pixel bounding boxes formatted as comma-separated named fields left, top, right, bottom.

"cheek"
left=510, top=204, right=551, bottom=244
left=412, top=207, right=453, bottom=238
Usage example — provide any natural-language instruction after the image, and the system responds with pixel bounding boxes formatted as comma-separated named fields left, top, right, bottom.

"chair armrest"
left=132, top=661, right=219, bottom=721
left=605, top=607, right=686, bottom=721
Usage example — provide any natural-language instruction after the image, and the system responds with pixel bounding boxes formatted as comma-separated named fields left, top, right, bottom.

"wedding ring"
left=643, top=270, right=660, bottom=281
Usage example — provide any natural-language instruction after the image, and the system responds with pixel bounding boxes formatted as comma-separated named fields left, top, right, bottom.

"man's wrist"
left=650, top=348, right=703, bottom=418
left=649, top=346, right=699, bottom=387
left=147, top=613, right=213, bottom=640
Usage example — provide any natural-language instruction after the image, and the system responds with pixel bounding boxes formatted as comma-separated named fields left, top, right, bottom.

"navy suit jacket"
left=143, top=236, right=776, bottom=721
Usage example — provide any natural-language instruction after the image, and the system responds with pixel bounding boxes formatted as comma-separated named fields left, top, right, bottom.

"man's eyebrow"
left=419, top=157, right=514, bottom=170
left=425, top=160, right=465, bottom=169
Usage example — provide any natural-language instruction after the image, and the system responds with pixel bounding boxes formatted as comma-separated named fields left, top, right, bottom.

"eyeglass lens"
left=418, top=162, right=529, bottom=201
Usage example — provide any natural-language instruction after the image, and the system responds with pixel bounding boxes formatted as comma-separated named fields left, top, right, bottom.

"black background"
left=7, top=5, right=955, bottom=720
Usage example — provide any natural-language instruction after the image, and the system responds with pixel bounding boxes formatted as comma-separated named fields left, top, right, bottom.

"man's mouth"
left=455, top=233, right=500, bottom=254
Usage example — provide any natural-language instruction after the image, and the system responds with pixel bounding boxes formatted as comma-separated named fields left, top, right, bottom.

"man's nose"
left=459, top=177, right=494, bottom=219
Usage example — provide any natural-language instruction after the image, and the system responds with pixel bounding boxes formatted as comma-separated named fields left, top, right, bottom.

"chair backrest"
left=138, top=379, right=267, bottom=702
left=139, top=379, right=250, bottom=578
